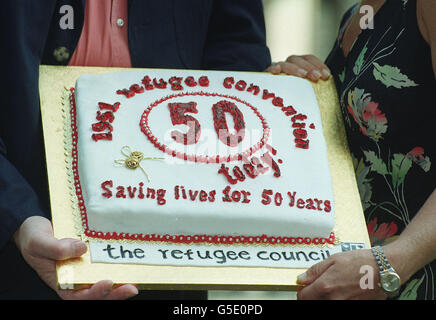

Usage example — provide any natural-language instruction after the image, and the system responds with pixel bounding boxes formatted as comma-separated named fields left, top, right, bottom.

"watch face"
left=381, top=271, right=401, bottom=292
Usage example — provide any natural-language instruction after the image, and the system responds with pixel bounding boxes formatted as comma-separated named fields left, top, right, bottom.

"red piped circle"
left=140, top=92, right=270, bottom=164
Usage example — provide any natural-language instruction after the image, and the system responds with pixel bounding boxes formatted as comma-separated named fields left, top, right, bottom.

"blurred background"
left=264, top=0, right=357, bottom=62
left=208, top=0, right=357, bottom=300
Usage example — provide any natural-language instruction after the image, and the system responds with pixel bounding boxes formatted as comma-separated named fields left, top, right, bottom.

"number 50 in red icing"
left=168, top=100, right=246, bottom=147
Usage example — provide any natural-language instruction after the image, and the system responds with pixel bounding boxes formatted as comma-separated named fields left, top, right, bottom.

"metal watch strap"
left=371, top=246, right=391, bottom=272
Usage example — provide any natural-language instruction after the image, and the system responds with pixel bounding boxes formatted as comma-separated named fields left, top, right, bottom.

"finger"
left=297, top=281, right=327, bottom=300
left=59, top=281, right=139, bottom=300
left=28, top=236, right=87, bottom=261
left=103, top=284, right=139, bottom=300
left=266, top=64, right=281, bottom=74
left=286, top=56, right=323, bottom=82
left=275, top=62, right=308, bottom=78
left=297, top=258, right=335, bottom=285
left=297, top=273, right=337, bottom=300
left=59, top=280, right=113, bottom=300
left=302, top=55, right=331, bottom=80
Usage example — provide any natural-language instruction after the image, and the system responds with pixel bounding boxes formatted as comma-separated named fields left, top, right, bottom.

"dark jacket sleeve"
left=0, top=1, right=57, bottom=249
left=0, top=140, right=49, bottom=249
left=201, top=0, right=271, bottom=71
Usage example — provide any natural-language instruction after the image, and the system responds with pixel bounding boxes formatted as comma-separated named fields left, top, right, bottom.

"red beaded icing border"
left=69, top=88, right=336, bottom=246
left=140, top=92, right=270, bottom=164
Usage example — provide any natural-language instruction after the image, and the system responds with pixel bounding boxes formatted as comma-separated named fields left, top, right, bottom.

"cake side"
left=71, top=70, right=336, bottom=245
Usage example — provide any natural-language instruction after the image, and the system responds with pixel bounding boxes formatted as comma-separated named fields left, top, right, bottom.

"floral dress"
left=326, top=0, right=436, bottom=299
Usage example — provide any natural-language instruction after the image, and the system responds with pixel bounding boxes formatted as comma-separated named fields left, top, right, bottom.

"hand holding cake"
left=265, top=55, right=331, bottom=82
left=13, top=216, right=139, bottom=300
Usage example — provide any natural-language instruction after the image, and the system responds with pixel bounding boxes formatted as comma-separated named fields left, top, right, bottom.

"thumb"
left=18, top=216, right=87, bottom=261
left=30, top=236, right=88, bottom=261
left=297, top=258, right=335, bottom=285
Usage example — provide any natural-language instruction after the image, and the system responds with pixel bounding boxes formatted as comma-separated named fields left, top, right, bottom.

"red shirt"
left=69, top=0, right=132, bottom=67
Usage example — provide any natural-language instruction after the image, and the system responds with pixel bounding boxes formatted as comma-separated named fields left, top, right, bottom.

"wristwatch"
left=371, top=246, right=401, bottom=298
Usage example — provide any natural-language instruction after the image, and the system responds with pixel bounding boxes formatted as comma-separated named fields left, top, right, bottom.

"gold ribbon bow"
left=114, top=146, right=164, bottom=182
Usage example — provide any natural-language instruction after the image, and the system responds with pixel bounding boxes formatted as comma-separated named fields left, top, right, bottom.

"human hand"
left=13, top=216, right=139, bottom=300
left=296, top=249, right=388, bottom=300
left=266, top=55, right=331, bottom=82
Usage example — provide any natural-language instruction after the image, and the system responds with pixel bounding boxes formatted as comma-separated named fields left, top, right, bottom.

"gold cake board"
left=39, top=65, right=370, bottom=291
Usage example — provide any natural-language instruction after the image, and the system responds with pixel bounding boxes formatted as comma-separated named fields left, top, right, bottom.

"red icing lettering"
left=305, top=198, right=316, bottom=210
left=174, top=185, right=180, bottom=200
left=184, top=76, right=197, bottom=87
left=287, top=192, right=331, bottom=212
left=274, top=192, right=283, bottom=206
left=250, top=157, right=269, bottom=174
left=156, top=189, right=167, bottom=205
left=146, top=188, right=155, bottom=199
left=168, top=102, right=201, bottom=145
left=92, top=132, right=112, bottom=141
left=116, top=186, right=126, bottom=198
left=212, top=100, right=246, bottom=147
left=98, top=102, right=120, bottom=113
left=218, top=164, right=238, bottom=185
left=272, top=97, right=284, bottom=107
left=235, top=80, right=247, bottom=91
left=231, top=190, right=241, bottom=202
left=265, top=144, right=277, bottom=156
left=292, top=114, right=308, bottom=122
left=324, top=200, right=332, bottom=213
left=223, top=77, right=235, bottom=89
left=291, top=114, right=309, bottom=149
left=169, top=76, right=183, bottom=90
left=294, top=128, right=308, bottom=140
left=96, top=111, right=115, bottom=123
left=260, top=151, right=281, bottom=178
left=199, top=190, right=208, bottom=202
left=92, top=121, right=113, bottom=133
left=295, top=139, right=310, bottom=149
left=141, top=76, right=154, bottom=90
left=116, top=88, right=136, bottom=98
left=208, top=190, right=216, bottom=202
left=288, top=192, right=296, bottom=207
left=222, top=186, right=232, bottom=202
left=262, top=89, right=275, bottom=100
left=221, top=186, right=251, bottom=204
left=314, top=198, right=323, bottom=211
left=189, top=190, right=199, bottom=201
left=127, top=186, right=137, bottom=199
left=261, top=189, right=273, bottom=205
left=198, top=76, right=209, bottom=87
left=282, top=105, right=297, bottom=116
left=153, top=78, right=168, bottom=89
left=296, top=198, right=305, bottom=209
left=232, top=166, right=246, bottom=182
left=241, top=190, right=251, bottom=203
left=242, top=162, right=259, bottom=179
left=247, top=83, right=260, bottom=95
left=180, top=186, right=187, bottom=199
left=101, top=180, right=113, bottom=198
left=130, top=84, right=144, bottom=93
left=292, top=122, right=306, bottom=129
left=138, top=182, right=145, bottom=199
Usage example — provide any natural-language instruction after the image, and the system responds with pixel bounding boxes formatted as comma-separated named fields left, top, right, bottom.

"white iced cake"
left=66, top=69, right=335, bottom=246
